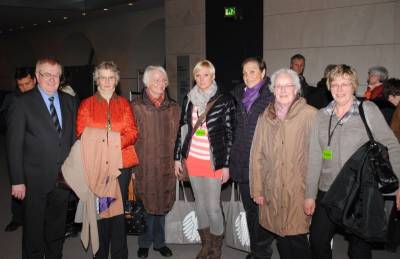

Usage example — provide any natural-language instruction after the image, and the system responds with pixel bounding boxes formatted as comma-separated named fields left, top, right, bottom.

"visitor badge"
left=322, top=149, right=333, bottom=160
left=195, top=128, right=206, bottom=136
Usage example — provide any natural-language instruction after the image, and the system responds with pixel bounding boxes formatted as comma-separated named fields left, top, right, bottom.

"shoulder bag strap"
left=358, top=100, right=374, bottom=141
left=190, top=95, right=222, bottom=136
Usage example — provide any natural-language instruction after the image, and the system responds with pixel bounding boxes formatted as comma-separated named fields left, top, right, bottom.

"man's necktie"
left=48, top=96, right=62, bottom=137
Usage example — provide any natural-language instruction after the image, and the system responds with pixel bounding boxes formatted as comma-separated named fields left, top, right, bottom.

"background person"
left=76, top=61, right=138, bottom=259
left=7, top=58, right=77, bottom=258
left=174, top=60, right=235, bottom=259
left=132, top=66, right=180, bottom=258
left=364, top=66, right=389, bottom=101
left=1, top=67, right=36, bottom=232
left=304, top=64, right=400, bottom=259
left=251, top=68, right=316, bottom=259
left=230, top=57, right=275, bottom=259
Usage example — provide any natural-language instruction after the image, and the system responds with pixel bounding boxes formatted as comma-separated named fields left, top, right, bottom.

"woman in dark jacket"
left=131, top=66, right=180, bottom=258
left=230, top=57, right=274, bottom=259
left=174, top=60, right=235, bottom=259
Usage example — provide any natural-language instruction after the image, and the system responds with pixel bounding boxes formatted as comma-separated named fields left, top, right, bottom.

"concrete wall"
left=0, top=7, right=165, bottom=99
left=264, top=0, right=400, bottom=94
left=165, top=0, right=206, bottom=99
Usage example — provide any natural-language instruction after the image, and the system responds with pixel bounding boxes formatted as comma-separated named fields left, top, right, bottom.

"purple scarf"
left=241, top=80, right=264, bottom=112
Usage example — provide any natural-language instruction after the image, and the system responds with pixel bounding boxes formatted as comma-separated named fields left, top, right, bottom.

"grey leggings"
left=189, top=176, right=224, bottom=235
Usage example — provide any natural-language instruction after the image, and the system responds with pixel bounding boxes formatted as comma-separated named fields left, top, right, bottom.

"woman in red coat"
left=76, top=61, right=139, bottom=259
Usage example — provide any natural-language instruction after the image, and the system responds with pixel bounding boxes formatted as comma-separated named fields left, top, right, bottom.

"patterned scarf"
left=146, top=88, right=165, bottom=108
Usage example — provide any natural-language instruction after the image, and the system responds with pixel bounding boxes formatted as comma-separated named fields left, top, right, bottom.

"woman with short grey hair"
left=364, top=65, right=389, bottom=100
left=251, top=68, right=316, bottom=259
left=132, top=65, right=179, bottom=258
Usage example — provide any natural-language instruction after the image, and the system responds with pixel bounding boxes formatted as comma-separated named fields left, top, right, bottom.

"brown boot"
left=196, top=228, right=211, bottom=259
left=209, top=233, right=223, bottom=259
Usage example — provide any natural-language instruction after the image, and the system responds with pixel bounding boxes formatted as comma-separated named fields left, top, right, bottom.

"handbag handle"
left=230, top=182, right=241, bottom=202
left=358, top=100, right=375, bottom=141
left=175, top=180, right=188, bottom=202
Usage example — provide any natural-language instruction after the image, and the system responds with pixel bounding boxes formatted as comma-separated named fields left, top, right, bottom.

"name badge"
left=322, top=149, right=333, bottom=160
left=195, top=128, right=206, bottom=137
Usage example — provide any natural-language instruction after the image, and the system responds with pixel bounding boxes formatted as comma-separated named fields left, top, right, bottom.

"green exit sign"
left=224, top=6, right=236, bottom=17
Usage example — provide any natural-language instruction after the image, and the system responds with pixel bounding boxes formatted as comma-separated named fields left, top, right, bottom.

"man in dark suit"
left=1, top=67, right=36, bottom=232
left=7, top=58, right=77, bottom=259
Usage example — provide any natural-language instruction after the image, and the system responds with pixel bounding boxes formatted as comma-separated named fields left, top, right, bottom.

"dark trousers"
left=11, top=196, right=24, bottom=223
left=310, top=191, right=372, bottom=259
left=138, top=213, right=166, bottom=249
left=239, top=183, right=274, bottom=259
left=95, top=168, right=132, bottom=259
left=23, top=187, right=70, bottom=259
left=276, top=234, right=311, bottom=259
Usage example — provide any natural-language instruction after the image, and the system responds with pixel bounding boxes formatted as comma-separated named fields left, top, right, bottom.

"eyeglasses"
left=275, top=84, right=295, bottom=90
left=330, top=83, right=353, bottom=89
left=98, top=76, right=116, bottom=82
left=150, top=79, right=167, bottom=85
left=39, top=72, right=60, bottom=80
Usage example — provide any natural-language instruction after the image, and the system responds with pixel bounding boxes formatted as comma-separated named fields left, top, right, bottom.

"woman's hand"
left=174, top=160, right=183, bottom=178
left=396, top=189, right=400, bottom=210
left=304, top=198, right=316, bottom=216
left=253, top=196, right=264, bottom=206
left=221, top=168, right=230, bottom=184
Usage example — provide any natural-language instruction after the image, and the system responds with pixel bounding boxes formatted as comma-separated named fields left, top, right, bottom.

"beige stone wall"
left=264, top=0, right=400, bottom=94
left=165, top=0, right=206, bottom=99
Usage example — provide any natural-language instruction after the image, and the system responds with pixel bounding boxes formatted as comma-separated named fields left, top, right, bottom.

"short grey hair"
left=142, top=66, right=169, bottom=86
left=269, top=68, right=301, bottom=94
left=93, top=61, right=120, bottom=84
left=368, top=66, right=388, bottom=82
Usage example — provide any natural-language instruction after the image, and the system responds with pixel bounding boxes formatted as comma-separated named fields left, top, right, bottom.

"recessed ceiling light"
left=82, top=12, right=87, bottom=16
left=63, top=16, right=68, bottom=20
left=128, top=2, right=133, bottom=6
left=103, top=8, right=109, bottom=11
left=48, top=20, right=52, bottom=23
left=33, top=23, right=37, bottom=26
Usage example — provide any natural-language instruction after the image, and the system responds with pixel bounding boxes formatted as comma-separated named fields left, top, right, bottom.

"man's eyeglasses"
left=39, top=72, right=60, bottom=80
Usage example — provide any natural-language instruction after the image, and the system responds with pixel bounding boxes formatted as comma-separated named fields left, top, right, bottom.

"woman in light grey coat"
left=304, top=64, right=400, bottom=259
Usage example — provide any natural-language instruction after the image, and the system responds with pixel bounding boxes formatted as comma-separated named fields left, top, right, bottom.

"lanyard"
left=327, top=106, right=346, bottom=146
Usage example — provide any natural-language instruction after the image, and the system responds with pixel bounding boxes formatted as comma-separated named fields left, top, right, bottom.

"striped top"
left=186, top=105, right=222, bottom=179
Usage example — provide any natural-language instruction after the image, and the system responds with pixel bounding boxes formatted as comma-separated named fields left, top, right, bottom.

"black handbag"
left=359, top=101, right=399, bottom=194
left=125, top=199, right=147, bottom=235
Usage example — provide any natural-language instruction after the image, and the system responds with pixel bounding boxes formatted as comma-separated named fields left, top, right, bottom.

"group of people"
left=2, top=55, right=400, bottom=259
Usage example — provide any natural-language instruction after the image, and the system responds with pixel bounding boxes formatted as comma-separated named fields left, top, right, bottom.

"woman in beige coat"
left=250, top=68, right=316, bottom=259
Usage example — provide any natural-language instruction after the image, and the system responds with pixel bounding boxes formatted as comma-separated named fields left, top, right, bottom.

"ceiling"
left=0, top=0, right=163, bottom=36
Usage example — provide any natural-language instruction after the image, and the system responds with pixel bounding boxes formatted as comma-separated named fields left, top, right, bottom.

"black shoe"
left=137, top=248, right=149, bottom=258
left=153, top=246, right=172, bottom=257
left=5, top=221, right=22, bottom=232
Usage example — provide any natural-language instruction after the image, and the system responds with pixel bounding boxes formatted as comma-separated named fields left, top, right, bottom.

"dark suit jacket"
left=7, top=87, right=77, bottom=193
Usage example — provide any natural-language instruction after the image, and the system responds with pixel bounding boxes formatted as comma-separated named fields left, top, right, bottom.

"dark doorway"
left=206, top=0, right=263, bottom=91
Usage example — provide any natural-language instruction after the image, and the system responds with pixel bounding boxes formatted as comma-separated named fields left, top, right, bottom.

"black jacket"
left=174, top=89, right=235, bottom=170
left=321, top=138, right=388, bottom=242
left=7, top=88, right=77, bottom=193
left=229, top=82, right=274, bottom=183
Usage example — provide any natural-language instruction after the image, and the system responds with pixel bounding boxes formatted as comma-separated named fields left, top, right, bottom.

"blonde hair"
left=193, top=60, right=215, bottom=78
left=326, top=64, right=359, bottom=91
